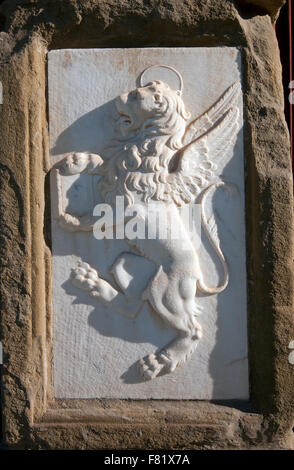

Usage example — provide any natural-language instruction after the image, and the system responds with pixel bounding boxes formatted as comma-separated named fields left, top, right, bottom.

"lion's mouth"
left=118, top=112, right=132, bottom=126
left=115, top=95, right=134, bottom=128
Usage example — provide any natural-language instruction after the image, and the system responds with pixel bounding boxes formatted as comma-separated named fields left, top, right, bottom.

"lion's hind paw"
left=138, top=350, right=175, bottom=380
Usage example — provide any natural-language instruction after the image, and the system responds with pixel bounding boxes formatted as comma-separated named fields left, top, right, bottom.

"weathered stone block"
left=0, top=0, right=293, bottom=450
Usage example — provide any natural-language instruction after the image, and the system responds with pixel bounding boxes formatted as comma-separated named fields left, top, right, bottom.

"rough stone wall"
left=0, top=0, right=293, bottom=449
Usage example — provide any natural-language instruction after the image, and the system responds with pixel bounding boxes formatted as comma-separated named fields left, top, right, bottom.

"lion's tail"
left=196, top=182, right=229, bottom=295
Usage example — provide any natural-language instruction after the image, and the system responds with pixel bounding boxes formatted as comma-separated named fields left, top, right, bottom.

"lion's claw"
left=71, top=262, right=100, bottom=292
left=138, top=350, right=175, bottom=380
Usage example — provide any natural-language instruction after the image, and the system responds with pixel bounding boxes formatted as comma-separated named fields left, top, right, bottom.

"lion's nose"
left=120, top=92, right=128, bottom=104
left=129, top=89, right=141, bottom=99
left=135, top=89, right=145, bottom=100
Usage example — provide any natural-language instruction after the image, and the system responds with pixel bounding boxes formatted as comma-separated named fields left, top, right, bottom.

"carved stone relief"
left=48, top=48, right=249, bottom=399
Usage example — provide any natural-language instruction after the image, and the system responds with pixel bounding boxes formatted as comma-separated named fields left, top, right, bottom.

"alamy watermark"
left=92, top=196, right=202, bottom=249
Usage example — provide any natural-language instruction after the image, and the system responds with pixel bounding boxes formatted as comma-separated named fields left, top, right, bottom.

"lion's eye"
left=154, top=94, right=161, bottom=102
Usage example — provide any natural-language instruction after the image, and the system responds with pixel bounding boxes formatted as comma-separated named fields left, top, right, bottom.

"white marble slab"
left=48, top=47, right=249, bottom=399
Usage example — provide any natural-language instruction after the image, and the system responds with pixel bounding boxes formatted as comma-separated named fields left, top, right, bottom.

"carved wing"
left=182, top=82, right=241, bottom=146
left=167, top=83, right=241, bottom=206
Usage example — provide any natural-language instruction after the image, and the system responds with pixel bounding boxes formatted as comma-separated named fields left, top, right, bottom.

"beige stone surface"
left=0, top=0, right=293, bottom=450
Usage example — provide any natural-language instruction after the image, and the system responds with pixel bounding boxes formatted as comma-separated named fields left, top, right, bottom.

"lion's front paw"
left=58, top=152, right=104, bottom=175
left=71, top=262, right=100, bottom=292
left=138, top=350, right=175, bottom=380
left=59, top=153, right=89, bottom=175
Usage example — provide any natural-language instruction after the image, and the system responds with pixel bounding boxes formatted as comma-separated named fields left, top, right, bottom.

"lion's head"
left=115, top=80, right=190, bottom=147
left=100, top=81, right=191, bottom=206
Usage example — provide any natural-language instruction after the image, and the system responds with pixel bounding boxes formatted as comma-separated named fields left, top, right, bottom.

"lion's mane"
left=99, top=88, right=190, bottom=206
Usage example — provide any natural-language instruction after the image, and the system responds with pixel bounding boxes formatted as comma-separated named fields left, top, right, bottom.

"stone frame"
left=0, top=0, right=293, bottom=449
